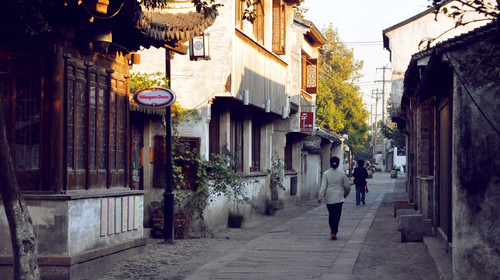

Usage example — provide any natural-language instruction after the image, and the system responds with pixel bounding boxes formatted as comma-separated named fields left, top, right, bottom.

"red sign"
left=133, top=86, right=176, bottom=109
left=300, top=112, right=314, bottom=132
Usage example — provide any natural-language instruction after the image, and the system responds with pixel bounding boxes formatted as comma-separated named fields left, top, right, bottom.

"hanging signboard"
left=133, top=86, right=176, bottom=109
left=300, top=112, right=314, bottom=132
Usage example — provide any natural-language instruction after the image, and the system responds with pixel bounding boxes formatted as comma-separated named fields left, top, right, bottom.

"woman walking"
left=318, top=156, right=351, bottom=240
left=353, top=159, right=369, bottom=205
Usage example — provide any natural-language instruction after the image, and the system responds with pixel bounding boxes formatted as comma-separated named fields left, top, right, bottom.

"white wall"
left=384, top=0, right=492, bottom=115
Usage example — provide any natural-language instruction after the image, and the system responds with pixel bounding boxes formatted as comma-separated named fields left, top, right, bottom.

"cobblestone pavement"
left=97, top=172, right=439, bottom=280
left=97, top=200, right=318, bottom=279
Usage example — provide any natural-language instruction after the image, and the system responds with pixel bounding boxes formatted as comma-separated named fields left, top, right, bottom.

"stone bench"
left=396, top=209, right=433, bottom=242
left=393, top=200, right=416, bottom=217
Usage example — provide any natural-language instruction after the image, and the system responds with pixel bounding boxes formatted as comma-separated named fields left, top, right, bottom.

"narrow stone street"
left=97, top=172, right=439, bottom=280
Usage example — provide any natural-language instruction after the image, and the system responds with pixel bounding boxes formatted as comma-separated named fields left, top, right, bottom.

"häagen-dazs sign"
left=133, top=86, right=176, bottom=109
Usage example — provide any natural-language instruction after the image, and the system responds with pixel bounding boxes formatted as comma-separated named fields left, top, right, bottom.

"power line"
left=344, top=41, right=383, bottom=46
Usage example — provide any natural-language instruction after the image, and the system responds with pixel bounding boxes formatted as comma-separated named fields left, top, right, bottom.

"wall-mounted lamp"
left=127, top=53, right=141, bottom=66
left=91, top=31, right=112, bottom=53
left=243, top=90, right=249, bottom=105
left=189, top=34, right=210, bottom=61
left=265, top=98, right=271, bottom=113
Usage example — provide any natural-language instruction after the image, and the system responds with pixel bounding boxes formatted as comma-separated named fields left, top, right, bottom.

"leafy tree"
left=430, top=0, right=499, bottom=20
left=353, top=134, right=373, bottom=162
left=422, top=0, right=499, bottom=48
left=380, top=121, right=406, bottom=151
left=316, top=24, right=370, bottom=153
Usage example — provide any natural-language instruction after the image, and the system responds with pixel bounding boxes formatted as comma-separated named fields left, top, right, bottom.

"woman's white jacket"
left=319, top=168, right=351, bottom=204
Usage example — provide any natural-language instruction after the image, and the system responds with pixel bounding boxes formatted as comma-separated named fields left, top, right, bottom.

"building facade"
left=132, top=0, right=345, bottom=232
left=383, top=2, right=498, bottom=279
left=401, top=21, right=499, bottom=280
left=0, top=0, right=215, bottom=278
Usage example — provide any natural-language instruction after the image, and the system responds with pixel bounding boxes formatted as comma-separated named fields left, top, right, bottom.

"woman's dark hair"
left=357, top=159, right=364, bottom=167
left=330, top=156, right=340, bottom=169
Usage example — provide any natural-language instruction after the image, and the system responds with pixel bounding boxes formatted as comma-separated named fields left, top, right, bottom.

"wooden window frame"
left=209, top=104, right=221, bottom=156
left=0, top=56, right=44, bottom=191
left=253, top=0, right=265, bottom=44
left=272, top=0, right=286, bottom=55
left=235, top=0, right=245, bottom=29
left=301, top=52, right=318, bottom=94
left=230, top=109, right=244, bottom=172
left=65, top=59, right=127, bottom=191
left=284, top=134, right=293, bottom=171
left=251, top=115, right=261, bottom=172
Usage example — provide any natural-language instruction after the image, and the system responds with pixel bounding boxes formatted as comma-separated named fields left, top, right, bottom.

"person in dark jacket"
left=352, top=159, right=368, bottom=205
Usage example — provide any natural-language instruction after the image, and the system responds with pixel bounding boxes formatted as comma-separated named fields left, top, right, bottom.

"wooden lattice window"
left=301, top=52, right=318, bottom=94
left=0, top=56, right=43, bottom=191
left=66, top=59, right=127, bottom=190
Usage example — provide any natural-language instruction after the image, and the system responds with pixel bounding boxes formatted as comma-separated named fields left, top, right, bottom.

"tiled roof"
left=139, top=8, right=216, bottom=43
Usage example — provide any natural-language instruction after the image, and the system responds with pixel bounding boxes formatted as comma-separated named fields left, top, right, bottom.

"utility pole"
left=371, top=89, right=381, bottom=158
left=370, top=104, right=374, bottom=140
left=164, top=49, right=174, bottom=243
left=375, top=66, right=390, bottom=171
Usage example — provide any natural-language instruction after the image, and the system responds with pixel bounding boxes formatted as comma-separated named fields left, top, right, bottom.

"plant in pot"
left=149, top=199, right=164, bottom=238
left=205, top=150, right=255, bottom=228
left=267, top=153, right=285, bottom=215
left=171, top=135, right=208, bottom=239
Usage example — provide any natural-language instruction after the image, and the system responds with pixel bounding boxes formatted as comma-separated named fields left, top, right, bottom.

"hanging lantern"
left=95, top=0, right=109, bottom=14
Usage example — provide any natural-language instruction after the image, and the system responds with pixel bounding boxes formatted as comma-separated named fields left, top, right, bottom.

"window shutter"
left=301, top=53, right=307, bottom=91
left=253, top=1, right=264, bottom=44
left=235, top=0, right=244, bottom=29
left=272, top=0, right=285, bottom=54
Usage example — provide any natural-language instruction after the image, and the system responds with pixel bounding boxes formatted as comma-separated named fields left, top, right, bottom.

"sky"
left=301, top=0, right=432, bottom=110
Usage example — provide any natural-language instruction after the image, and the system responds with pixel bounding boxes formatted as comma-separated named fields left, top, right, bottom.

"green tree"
left=353, top=134, right=373, bottom=161
left=430, top=0, right=499, bottom=20
left=422, top=0, right=499, bottom=48
left=316, top=24, right=370, bottom=153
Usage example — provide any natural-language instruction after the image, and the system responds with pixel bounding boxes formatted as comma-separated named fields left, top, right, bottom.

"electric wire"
left=443, top=50, right=500, bottom=136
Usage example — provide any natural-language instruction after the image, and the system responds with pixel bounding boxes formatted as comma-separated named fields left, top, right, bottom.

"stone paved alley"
left=97, top=172, right=440, bottom=280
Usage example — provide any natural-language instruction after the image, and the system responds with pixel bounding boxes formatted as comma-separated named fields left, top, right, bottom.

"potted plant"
left=149, top=200, right=164, bottom=238
left=149, top=199, right=194, bottom=239
left=267, top=153, right=285, bottom=215
left=205, top=150, right=257, bottom=228
left=173, top=211, right=191, bottom=239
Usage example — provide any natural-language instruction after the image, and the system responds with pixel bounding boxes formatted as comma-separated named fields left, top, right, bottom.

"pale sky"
left=302, top=0, right=431, bottom=109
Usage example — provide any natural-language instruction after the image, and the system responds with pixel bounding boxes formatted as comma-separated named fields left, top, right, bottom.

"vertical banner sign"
left=300, top=112, right=314, bottom=132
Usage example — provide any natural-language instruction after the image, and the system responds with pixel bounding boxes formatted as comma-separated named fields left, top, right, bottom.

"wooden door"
left=438, top=100, right=453, bottom=242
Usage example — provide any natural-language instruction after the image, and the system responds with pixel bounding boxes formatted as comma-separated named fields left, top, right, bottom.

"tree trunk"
left=0, top=105, right=40, bottom=279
